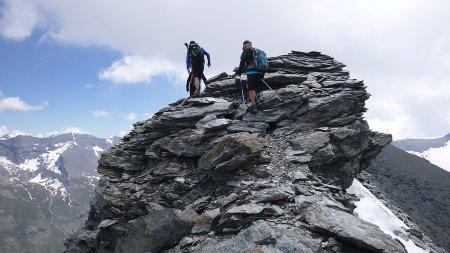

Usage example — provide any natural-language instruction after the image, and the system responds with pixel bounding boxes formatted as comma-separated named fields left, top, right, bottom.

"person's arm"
left=186, top=73, right=192, bottom=92
left=186, top=51, right=190, bottom=71
left=236, top=49, right=251, bottom=75
left=201, top=48, right=211, bottom=67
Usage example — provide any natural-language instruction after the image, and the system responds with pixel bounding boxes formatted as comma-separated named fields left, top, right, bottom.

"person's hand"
left=186, top=86, right=189, bottom=92
left=207, top=63, right=211, bottom=68
left=187, top=68, right=190, bottom=74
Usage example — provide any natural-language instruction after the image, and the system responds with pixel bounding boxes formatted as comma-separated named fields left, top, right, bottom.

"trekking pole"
left=239, top=77, right=245, bottom=102
left=261, top=79, right=283, bottom=102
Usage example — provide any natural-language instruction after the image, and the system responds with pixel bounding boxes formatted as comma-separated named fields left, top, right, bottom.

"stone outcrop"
left=64, top=51, right=424, bottom=253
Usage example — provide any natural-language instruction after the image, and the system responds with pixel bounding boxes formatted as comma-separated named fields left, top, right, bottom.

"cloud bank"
left=1, top=0, right=449, bottom=139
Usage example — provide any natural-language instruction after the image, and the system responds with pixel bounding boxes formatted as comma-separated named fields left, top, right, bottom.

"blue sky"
left=1, top=0, right=450, bottom=139
left=0, top=32, right=186, bottom=137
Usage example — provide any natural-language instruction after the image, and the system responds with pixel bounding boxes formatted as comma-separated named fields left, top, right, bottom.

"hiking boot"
left=194, top=89, right=200, bottom=96
left=249, top=104, right=258, bottom=114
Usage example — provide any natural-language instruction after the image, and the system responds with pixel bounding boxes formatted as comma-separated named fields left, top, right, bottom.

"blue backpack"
left=252, top=48, right=268, bottom=72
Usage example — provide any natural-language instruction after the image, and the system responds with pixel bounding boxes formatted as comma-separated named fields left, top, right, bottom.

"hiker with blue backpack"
left=234, top=40, right=268, bottom=113
left=186, top=41, right=211, bottom=96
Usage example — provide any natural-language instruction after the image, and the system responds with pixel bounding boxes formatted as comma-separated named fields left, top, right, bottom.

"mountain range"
left=0, top=133, right=119, bottom=253
left=392, top=134, right=450, bottom=172
left=366, top=134, right=450, bottom=252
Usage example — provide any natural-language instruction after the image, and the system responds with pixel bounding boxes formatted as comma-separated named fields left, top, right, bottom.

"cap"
left=242, top=40, right=252, bottom=49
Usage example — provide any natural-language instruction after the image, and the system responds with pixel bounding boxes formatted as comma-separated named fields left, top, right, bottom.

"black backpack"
left=189, top=43, right=205, bottom=65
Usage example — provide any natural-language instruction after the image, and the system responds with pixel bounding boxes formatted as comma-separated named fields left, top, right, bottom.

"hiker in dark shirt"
left=186, top=41, right=211, bottom=96
left=235, top=40, right=264, bottom=113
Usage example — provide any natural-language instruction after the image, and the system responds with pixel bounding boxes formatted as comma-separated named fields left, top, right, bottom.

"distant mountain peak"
left=0, top=132, right=119, bottom=252
left=393, top=134, right=450, bottom=172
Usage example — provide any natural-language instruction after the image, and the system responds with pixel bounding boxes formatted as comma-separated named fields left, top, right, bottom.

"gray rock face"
left=65, top=51, right=438, bottom=253
left=303, top=204, right=406, bottom=253
left=198, top=133, right=267, bottom=180
left=115, top=208, right=197, bottom=253
left=190, top=220, right=314, bottom=253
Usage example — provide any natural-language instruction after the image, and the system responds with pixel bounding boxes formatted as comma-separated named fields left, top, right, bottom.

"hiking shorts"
left=191, top=64, right=204, bottom=78
left=247, top=73, right=263, bottom=91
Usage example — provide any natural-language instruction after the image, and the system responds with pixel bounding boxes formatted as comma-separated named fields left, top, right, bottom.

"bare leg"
left=249, top=90, right=256, bottom=104
left=194, top=77, right=200, bottom=95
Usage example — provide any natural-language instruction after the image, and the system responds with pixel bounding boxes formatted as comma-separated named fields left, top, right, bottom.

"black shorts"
left=247, top=73, right=263, bottom=91
left=192, top=64, right=204, bottom=78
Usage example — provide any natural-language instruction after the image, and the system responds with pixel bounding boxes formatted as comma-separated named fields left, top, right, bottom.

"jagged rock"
left=97, top=219, right=118, bottom=229
left=191, top=208, right=221, bottom=234
left=191, top=220, right=314, bottom=253
left=227, top=121, right=269, bottom=134
left=198, top=133, right=267, bottom=179
left=291, top=131, right=330, bottom=153
left=303, top=204, right=406, bottom=252
left=206, top=193, right=238, bottom=210
left=65, top=51, right=431, bottom=253
left=295, top=194, right=350, bottom=213
left=293, top=171, right=309, bottom=182
left=114, top=208, right=198, bottom=253
left=155, top=98, right=234, bottom=130
left=195, top=114, right=231, bottom=132
left=252, top=187, right=294, bottom=203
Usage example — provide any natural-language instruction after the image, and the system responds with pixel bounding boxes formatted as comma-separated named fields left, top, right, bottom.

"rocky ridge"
left=65, top=51, right=434, bottom=252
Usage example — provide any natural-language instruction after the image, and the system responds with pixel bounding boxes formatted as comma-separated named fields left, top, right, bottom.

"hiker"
left=234, top=40, right=267, bottom=113
left=186, top=71, right=208, bottom=97
left=186, top=41, right=211, bottom=96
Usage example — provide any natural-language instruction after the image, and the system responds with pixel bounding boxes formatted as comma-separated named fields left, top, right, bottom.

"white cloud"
left=126, top=113, right=137, bottom=121
left=118, top=130, right=127, bottom=137
left=93, top=110, right=110, bottom=118
left=0, top=126, right=9, bottom=137
left=367, top=117, right=418, bottom=141
left=0, top=0, right=42, bottom=40
left=0, top=125, right=32, bottom=138
left=117, top=124, right=134, bottom=137
left=1, top=0, right=450, bottom=138
left=99, top=55, right=185, bottom=84
left=0, top=96, right=48, bottom=112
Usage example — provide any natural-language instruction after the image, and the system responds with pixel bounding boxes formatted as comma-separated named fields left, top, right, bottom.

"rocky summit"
left=65, top=51, right=411, bottom=253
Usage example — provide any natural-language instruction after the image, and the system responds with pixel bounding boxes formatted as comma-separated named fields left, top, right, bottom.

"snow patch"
left=41, top=141, right=74, bottom=174
left=107, top=136, right=115, bottom=145
left=19, top=158, right=40, bottom=172
left=30, top=173, right=67, bottom=197
left=407, top=141, right=450, bottom=172
left=421, top=141, right=450, bottom=172
left=0, top=156, right=16, bottom=173
left=82, top=172, right=99, bottom=187
left=347, top=179, right=428, bottom=253
left=92, top=145, right=104, bottom=157
left=406, top=151, right=424, bottom=157
left=18, top=183, right=35, bottom=200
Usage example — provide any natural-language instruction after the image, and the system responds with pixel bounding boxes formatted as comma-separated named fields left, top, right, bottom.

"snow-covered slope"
left=393, top=134, right=450, bottom=173
left=348, top=179, right=431, bottom=253
left=406, top=141, right=450, bottom=172
left=0, top=133, right=120, bottom=253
